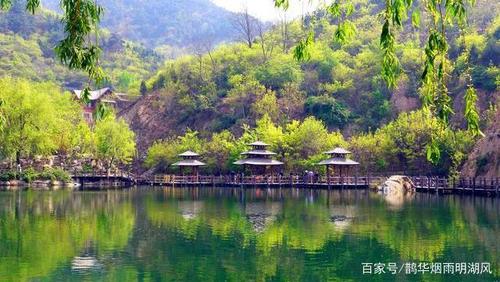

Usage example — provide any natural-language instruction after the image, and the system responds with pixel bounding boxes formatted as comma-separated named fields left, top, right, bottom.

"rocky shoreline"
left=0, top=180, right=78, bottom=190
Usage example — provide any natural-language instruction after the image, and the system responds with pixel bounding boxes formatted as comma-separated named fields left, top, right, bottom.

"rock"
left=380, top=175, right=415, bottom=193
left=379, top=175, right=415, bottom=208
left=7, top=180, right=26, bottom=187
left=330, top=215, right=348, bottom=222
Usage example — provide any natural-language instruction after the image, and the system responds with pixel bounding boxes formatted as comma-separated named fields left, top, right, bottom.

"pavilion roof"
left=248, top=141, right=270, bottom=147
left=317, top=158, right=359, bottom=166
left=241, top=150, right=276, bottom=156
left=324, top=147, right=351, bottom=155
left=234, top=158, right=283, bottom=166
left=73, top=87, right=112, bottom=101
left=178, top=150, right=200, bottom=157
left=172, top=160, right=206, bottom=166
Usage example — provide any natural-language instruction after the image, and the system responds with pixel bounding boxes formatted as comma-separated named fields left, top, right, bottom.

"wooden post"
left=435, top=177, right=438, bottom=193
left=473, top=177, right=476, bottom=194
left=496, top=178, right=499, bottom=197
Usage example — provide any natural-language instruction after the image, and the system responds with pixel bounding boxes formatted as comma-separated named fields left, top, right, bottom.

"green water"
left=0, top=188, right=497, bottom=281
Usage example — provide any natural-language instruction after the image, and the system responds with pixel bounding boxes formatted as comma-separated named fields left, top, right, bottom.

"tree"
left=283, top=117, right=346, bottom=171
left=304, top=95, right=350, bottom=129
left=145, top=129, right=204, bottom=173
left=140, top=80, right=148, bottom=96
left=232, top=6, right=258, bottom=48
left=205, top=131, right=236, bottom=174
left=252, top=90, right=279, bottom=122
left=274, top=0, right=483, bottom=161
left=225, top=75, right=267, bottom=120
left=0, top=0, right=105, bottom=86
left=0, top=77, right=82, bottom=165
left=94, top=114, right=136, bottom=174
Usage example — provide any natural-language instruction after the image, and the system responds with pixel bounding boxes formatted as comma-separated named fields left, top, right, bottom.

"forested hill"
left=0, top=0, right=162, bottom=93
left=122, top=0, right=499, bottom=154
left=42, top=0, right=244, bottom=48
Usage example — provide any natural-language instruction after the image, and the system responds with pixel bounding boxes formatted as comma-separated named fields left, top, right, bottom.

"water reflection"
left=0, top=188, right=498, bottom=281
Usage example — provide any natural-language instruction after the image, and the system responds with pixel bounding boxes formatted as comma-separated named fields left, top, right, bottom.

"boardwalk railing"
left=411, top=176, right=499, bottom=194
left=142, top=174, right=499, bottom=196
left=147, top=174, right=386, bottom=187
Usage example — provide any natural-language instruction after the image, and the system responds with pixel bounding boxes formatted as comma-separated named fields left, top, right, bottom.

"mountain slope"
left=119, top=0, right=499, bottom=156
left=43, top=0, right=241, bottom=48
left=0, top=1, right=162, bottom=92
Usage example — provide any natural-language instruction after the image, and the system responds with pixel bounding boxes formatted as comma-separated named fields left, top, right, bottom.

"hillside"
left=0, top=0, right=162, bottom=93
left=42, top=0, right=244, bottom=48
left=121, top=0, right=499, bottom=156
left=461, top=107, right=500, bottom=178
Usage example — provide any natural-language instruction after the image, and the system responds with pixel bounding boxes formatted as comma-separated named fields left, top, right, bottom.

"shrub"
left=40, top=167, right=72, bottom=182
left=51, top=167, right=71, bottom=182
left=0, top=170, right=17, bottom=181
left=21, top=167, right=39, bottom=183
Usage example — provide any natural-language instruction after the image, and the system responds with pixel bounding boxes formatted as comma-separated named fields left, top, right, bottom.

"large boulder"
left=380, top=175, right=416, bottom=193
left=379, top=175, right=416, bottom=208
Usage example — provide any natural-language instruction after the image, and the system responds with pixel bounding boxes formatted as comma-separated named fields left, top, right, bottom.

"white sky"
left=210, top=0, right=322, bottom=22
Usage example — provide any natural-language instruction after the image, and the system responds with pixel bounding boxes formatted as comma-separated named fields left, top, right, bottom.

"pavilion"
left=172, top=151, right=206, bottom=176
left=317, top=147, right=359, bottom=178
left=234, top=141, right=283, bottom=175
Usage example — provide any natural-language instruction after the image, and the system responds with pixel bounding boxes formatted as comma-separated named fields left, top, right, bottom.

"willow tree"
left=94, top=114, right=136, bottom=174
left=0, top=77, right=82, bottom=165
left=0, top=0, right=104, bottom=104
left=274, top=0, right=483, bottom=163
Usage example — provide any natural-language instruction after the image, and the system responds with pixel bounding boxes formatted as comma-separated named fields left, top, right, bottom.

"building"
left=72, top=88, right=130, bottom=123
left=317, top=147, right=359, bottom=178
left=171, top=151, right=206, bottom=176
left=234, top=141, right=283, bottom=175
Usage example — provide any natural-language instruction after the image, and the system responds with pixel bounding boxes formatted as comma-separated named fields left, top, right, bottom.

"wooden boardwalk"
left=140, top=175, right=500, bottom=196
left=72, top=172, right=136, bottom=187
left=142, top=175, right=382, bottom=189
left=411, top=176, right=499, bottom=196
left=71, top=173, right=499, bottom=196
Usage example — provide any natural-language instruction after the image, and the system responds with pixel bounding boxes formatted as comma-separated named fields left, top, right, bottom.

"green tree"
left=204, top=131, right=236, bottom=174
left=94, top=114, right=136, bottom=173
left=0, top=0, right=105, bottom=85
left=145, top=129, right=204, bottom=173
left=0, top=77, right=81, bottom=165
left=251, top=90, right=279, bottom=122
left=140, top=80, right=148, bottom=96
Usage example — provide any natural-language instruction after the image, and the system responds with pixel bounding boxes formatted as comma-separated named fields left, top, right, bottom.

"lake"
left=0, top=187, right=498, bottom=281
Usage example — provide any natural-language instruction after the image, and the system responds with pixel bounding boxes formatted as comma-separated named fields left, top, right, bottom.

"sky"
left=210, top=0, right=322, bottom=22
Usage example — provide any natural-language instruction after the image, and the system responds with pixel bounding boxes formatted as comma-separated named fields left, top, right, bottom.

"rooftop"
left=72, top=88, right=112, bottom=101
left=249, top=141, right=270, bottom=147
left=241, top=150, right=277, bottom=156
left=324, top=147, right=352, bottom=155
left=172, top=159, right=206, bottom=167
left=234, top=158, right=283, bottom=166
left=317, top=158, right=359, bottom=166
left=178, top=150, right=200, bottom=157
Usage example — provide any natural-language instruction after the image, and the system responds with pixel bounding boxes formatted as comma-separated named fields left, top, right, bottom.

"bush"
left=51, top=167, right=71, bottom=182
left=21, top=167, right=39, bottom=183
left=0, top=170, right=17, bottom=181
left=40, top=167, right=72, bottom=182
left=304, top=95, right=350, bottom=128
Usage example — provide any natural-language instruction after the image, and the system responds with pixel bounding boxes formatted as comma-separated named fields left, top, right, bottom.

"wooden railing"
left=147, top=174, right=385, bottom=187
left=144, top=175, right=499, bottom=194
left=410, top=176, right=500, bottom=193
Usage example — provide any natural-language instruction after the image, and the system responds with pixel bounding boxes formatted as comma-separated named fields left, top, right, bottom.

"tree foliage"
left=274, top=0, right=488, bottom=163
left=0, top=77, right=82, bottom=164
left=94, top=113, right=136, bottom=172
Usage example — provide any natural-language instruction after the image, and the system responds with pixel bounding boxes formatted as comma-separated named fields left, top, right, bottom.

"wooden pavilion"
left=318, top=148, right=359, bottom=178
left=172, top=151, right=206, bottom=176
left=234, top=141, right=283, bottom=175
